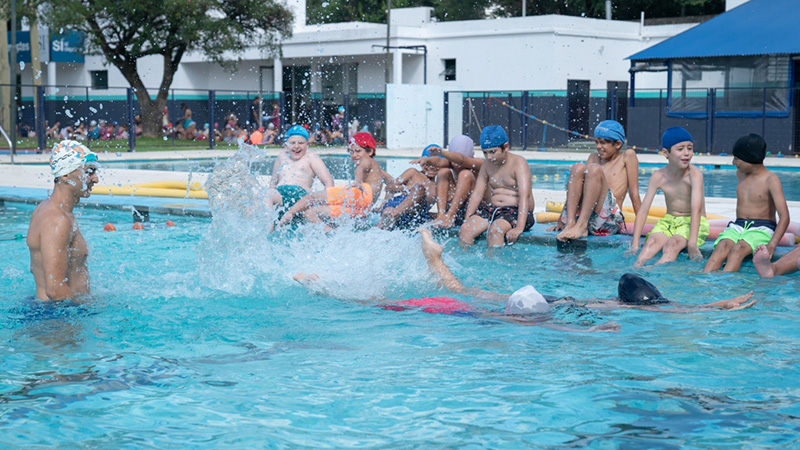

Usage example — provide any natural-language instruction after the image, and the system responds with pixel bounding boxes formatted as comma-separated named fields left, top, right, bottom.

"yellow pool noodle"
left=92, top=185, right=209, bottom=199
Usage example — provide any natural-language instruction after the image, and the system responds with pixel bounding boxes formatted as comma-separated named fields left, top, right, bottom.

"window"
left=443, top=59, right=456, bottom=81
left=91, top=70, right=108, bottom=90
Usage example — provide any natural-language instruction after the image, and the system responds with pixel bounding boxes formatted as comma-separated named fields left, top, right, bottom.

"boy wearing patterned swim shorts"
left=704, top=133, right=789, bottom=273
left=629, top=127, right=709, bottom=267
left=550, top=120, right=642, bottom=242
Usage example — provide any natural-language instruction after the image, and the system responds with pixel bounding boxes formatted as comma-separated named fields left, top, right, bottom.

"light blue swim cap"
left=285, top=124, right=309, bottom=141
left=421, top=144, right=444, bottom=158
left=594, top=120, right=625, bottom=144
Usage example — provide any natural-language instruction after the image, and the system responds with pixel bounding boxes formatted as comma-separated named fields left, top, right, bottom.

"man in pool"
left=27, top=140, right=99, bottom=301
left=294, top=230, right=754, bottom=327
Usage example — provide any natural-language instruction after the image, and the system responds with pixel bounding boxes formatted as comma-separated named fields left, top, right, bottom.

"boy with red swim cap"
left=277, top=132, right=391, bottom=228
left=27, top=140, right=99, bottom=301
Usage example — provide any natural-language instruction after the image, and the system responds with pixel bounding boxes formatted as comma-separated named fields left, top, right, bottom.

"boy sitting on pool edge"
left=704, top=133, right=789, bottom=273
left=276, top=132, right=391, bottom=229
left=550, top=120, right=641, bottom=242
left=629, top=127, right=709, bottom=267
left=378, top=144, right=440, bottom=230
left=265, top=124, right=335, bottom=222
left=458, top=125, right=535, bottom=248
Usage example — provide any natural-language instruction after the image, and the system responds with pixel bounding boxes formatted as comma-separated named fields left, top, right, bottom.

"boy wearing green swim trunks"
left=630, top=127, right=709, bottom=267
left=266, top=124, right=335, bottom=223
left=704, top=133, right=790, bottom=273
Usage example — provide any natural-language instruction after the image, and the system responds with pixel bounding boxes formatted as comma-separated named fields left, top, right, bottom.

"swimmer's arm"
left=464, top=165, right=488, bottom=218
left=624, top=149, right=642, bottom=212
left=623, top=292, right=755, bottom=312
left=767, top=174, right=790, bottom=256
left=687, top=168, right=705, bottom=260
left=309, top=154, right=335, bottom=189
left=410, top=155, right=450, bottom=169
left=440, top=150, right=482, bottom=170
left=39, top=215, right=77, bottom=301
left=629, top=173, right=661, bottom=252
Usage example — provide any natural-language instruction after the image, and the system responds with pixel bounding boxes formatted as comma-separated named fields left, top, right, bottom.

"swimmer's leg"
left=487, top=218, right=512, bottom=248
left=420, top=229, right=466, bottom=294
left=655, top=234, right=688, bottom=265
left=704, top=239, right=733, bottom=272
left=265, top=188, right=282, bottom=209
left=378, top=184, right=426, bottom=230
left=436, top=170, right=475, bottom=229
left=458, top=214, right=490, bottom=247
left=634, top=232, right=669, bottom=267
left=433, top=168, right=455, bottom=225
left=548, top=162, right=586, bottom=232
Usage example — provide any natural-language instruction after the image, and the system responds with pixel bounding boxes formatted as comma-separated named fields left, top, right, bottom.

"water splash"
left=200, top=141, right=433, bottom=300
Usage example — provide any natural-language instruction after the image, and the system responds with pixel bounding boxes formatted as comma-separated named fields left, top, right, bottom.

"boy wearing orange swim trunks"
left=629, top=127, right=709, bottom=267
left=277, top=132, right=391, bottom=228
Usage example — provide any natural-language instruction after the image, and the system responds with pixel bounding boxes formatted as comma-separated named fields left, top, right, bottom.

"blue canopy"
left=628, top=0, right=800, bottom=61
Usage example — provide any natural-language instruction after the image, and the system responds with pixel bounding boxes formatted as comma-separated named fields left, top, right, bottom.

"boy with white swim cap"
left=27, top=140, right=99, bottom=301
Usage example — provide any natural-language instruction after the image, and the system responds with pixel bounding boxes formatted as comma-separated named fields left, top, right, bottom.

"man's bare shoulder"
left=621, top=149, right=639, bottom=164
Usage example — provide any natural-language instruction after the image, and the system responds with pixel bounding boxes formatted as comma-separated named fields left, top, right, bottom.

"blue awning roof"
left=628, top=0, right=800, bottom=61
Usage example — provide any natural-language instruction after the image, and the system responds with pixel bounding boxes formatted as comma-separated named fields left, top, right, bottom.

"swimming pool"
left=96, top=156, right=800, bottom=202
left=2, top=200, right=799, bottom=448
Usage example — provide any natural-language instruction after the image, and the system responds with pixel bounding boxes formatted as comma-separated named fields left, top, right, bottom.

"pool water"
left=98, top=156, right=800, bottom=202
left=2, top=200, right=800, bottom=448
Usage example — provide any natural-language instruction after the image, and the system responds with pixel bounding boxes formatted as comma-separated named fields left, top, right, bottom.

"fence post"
left=171, top=89, right=175, bottom=146
left=343, top=93, right=350, bottom=143
left=481, top=92, right=487, bottom=130
left=127, top=88, right=135, bottom=152
left=36, top=85, right=45, bottom=152
left=705, top=88, right=715, bottom=154
left=521, top=91, right=529, bottom=151
left=507, top=93, right=513, bottom=148
left=209, top=90, right=216, bottom=150
left=443, top=91, right=449, bottom=148
left=608, top=86, right=618, bottom=121
left=762, top=87, right=767, bottom=139
left=658, top=89, right=663, bottom=144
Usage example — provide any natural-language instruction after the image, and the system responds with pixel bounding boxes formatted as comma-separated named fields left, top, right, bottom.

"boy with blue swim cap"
left=629, top=126, right=709, bottom=267
left=550, top=119, right=642, bottom=242
left=27, top=140, right=99, bottom=301
left=265, top=124, right=335, bottom=226
left=459, top=125, right=535, bottom=248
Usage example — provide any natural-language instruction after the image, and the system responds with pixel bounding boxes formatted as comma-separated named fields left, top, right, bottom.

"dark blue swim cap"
left=617, top=273, right=669, bottom=305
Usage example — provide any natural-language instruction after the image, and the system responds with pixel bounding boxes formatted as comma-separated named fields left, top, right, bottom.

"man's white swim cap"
left=50, top=140, right=97, bottom=178
left=505, top=285, right=550, bottom=314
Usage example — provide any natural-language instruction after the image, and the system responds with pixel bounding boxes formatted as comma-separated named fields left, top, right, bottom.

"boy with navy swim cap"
left=27, top=140, right=99, bottom=301
left=266, top=124, right=335, bottom=224
left=705, top=133, right=790, bottom=273
left=550, top=120, right=642, bottom=241
left=459, top=125, right=535, bottom=248
left=629, top=127, right=709, bottom=267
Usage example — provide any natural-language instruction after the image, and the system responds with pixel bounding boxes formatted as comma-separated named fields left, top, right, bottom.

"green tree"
left=29, top=0, right=293, bottom=136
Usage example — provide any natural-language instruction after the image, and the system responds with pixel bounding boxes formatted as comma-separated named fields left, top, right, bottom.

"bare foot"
left=753, top=244, right=775, bottom=278
left=432, top=214, right=456, bottom=229
left=556, top=224, right=588, bottom=242
left=545, top=222, right=565, bottom=232
left=419, top=228, right=443, bottom=260
left=706, top=291, right=756, bottom=310
left=292, top=272, right=320, bottom=286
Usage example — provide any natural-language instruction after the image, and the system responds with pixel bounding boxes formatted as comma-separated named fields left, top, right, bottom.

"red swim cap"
left=350, top=132, right=376, bottom=151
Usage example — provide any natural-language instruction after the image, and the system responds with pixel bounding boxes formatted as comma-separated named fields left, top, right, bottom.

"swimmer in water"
left=27, top=140, right=99, bottom=301
left=294, top=230, right=755, bottom=326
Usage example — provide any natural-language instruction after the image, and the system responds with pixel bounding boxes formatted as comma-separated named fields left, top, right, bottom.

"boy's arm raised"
left=766, top=173, right=790, bottom=256
left=623, top=149, right=642, bottom=212
left=628, top=173, right=659, bottom=254
left=686, top=168, right=705, bottom=261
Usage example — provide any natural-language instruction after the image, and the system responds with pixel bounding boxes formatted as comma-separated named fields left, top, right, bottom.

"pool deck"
left=2, top=148, right=800, bottom=258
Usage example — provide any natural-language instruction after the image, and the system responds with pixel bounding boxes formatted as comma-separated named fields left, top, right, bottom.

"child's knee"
left=437, top=168, right=452, bottom=181
left=732, top=241, right=754, bottom=256
left=489, top=219, right=511, bottom=234
left=457, top=170, right=476, bottom=184
left=585, top=163, right=603, bottom=178
left=569, top=162, right=586, bottom=174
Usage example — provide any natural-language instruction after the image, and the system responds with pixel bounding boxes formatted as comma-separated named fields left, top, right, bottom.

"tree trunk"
left=135, top=88, right=169, bottom=138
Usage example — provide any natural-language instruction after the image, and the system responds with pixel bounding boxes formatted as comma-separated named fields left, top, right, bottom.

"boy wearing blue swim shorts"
left=629, top=127, right=709, bottom=267
left=704, top=134, right=790, bottom=273
left=378, top=145, right=440, bottom=230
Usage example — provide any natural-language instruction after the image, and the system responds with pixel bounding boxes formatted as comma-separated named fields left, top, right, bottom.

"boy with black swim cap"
left=704, top=133, right=790, bottom=273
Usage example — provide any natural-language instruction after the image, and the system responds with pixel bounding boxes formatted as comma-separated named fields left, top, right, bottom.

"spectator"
left=331, top=106, right=344, bottom=131
left=249, top=96, right=261, bottom=130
